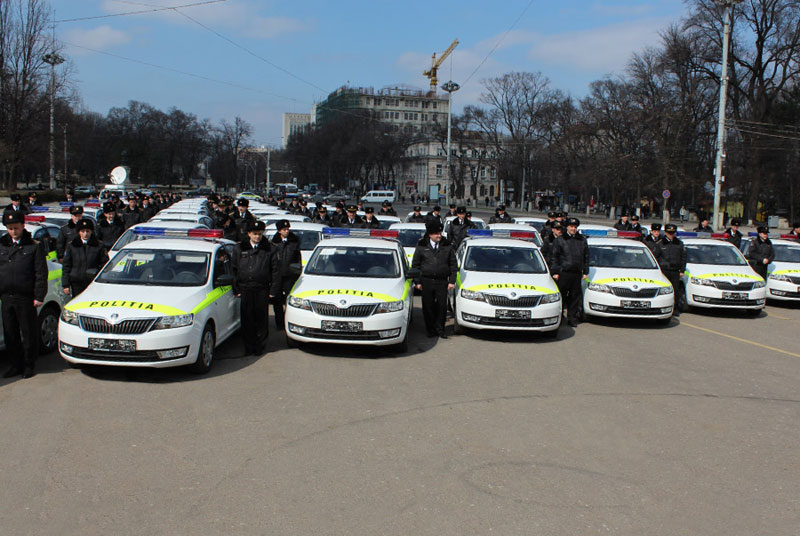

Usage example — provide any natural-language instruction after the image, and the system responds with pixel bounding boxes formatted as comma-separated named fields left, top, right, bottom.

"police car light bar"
left=24, top=215, right=46, bottom=222
left=467, top=229, right=539, bottom=240
left=676, top=232, right=730, bottom=239
left=322, top=228, right=399, bottom=239
left=31, top=205, right=71, bottom=213
left=132, top=227, right=223, bottom=238
left=747, top=232, right=797, bottom=240
left=578, top=229, right=643, bottom=238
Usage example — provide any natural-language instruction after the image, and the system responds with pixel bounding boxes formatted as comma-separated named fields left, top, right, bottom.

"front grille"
left=788, top=276, right=800, bottom=284
left=599, top=306, right=665, bottom=316
left=693, top=296, right=761, bottom=306
left=79, top=316, right=156, bottom=335
left=67, top=348, right=164, bottom=362
left=466, top=315, right=549, bottom=327
left=713, top=281, right=754, bottom=291
left=301, top=328, right=386, bottom=340
left=484, top=294, right=542, bottom=307
left=770, top=289, right=800, bottom=298
left=611, top=287, right=659, bottom=298
left=310, top=302, right=377, bottom=317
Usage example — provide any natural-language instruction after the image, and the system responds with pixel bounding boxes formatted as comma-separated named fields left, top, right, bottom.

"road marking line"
left=681, top=322, right=800, bottom=359
left=766, top=312, right=800, bottom=322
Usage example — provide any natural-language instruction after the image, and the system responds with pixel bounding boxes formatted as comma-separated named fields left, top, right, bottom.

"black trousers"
left=557, top=272, right=583, bottom=323
left=1, top=295, right=39, bottom=369
left=663, top=270, right=683, bottom=312
left=70, top=280, right=90, bottom=297
left=751, top=263, right=768, bottom=280
left=271, top=277, right=296, bottom=330
left=240, top=289, right=269, bottom=353
left=421, top=277, right=448, bottom=335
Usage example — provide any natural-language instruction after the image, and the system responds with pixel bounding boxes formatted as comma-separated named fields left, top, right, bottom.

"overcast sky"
left=52, top=0, right=689, bottom=145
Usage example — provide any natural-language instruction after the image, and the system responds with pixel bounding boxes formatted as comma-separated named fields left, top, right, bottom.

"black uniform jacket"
left=271, top=232, right=302, bottom=280
left=96, top=216, right=125, bottom=249
left=0, top=231, right=48, bottom=301
left=550, top=232, right=589, bottom=275
left=448, top=217, right=475, bottom=248
left=57, top=220, right=79, bottom=259
left=411, top=236, right=457, bottom=284
left=724, top=228, right=743, bottom=249
left=746, top=237, right=775, bottom=267
left=361, top=217, right=381, bottom=229
left=657, top=236, right=686, bottom=272
left=62, top=236, right=108, bottom=289
left=232, top=237, right=277, bottom=294
left=488, top=213, right=513, bottom=224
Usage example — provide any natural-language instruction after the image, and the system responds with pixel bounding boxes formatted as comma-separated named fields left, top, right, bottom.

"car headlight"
left=374, top=300, right=404, bottom=314
left=540, top=293, right=561, bottom=304
left=60, top=309, right=79, bottom=326
left=288, top=295, right=312, bottom=310
left=152, top=314, right=194, bottom=330
left=588, top=283, right=611, bottom=293
left=768, top=273, right=791, bottom=282
left=460, top=289, right=486, bottom=302
left=753, top=279, right=766, bottom=288
left=657, top=286, right=674, bottom=295
left=690, top=277, right=715, bottom=286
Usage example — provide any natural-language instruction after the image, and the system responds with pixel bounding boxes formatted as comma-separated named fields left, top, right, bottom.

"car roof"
left=465, top=237, right=540, bottom=249
left=683, top=238, right=737, bottom=246
left=315, top=237, right=400, bottom=249
left=587, top=237, right=649, bottom=247
left=389, top=223, right=427, bottom=230
left=264, top=222, right=327, bottom=231
left=129, top=221, right=206, bottom=230
left=771, top=238, right=799, bottom=246
left=121, top=238, right=229, bottom=253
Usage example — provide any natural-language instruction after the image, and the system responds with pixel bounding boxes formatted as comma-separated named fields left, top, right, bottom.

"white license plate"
left=321, top=321, right=363, bottom=332
left=496, top=309, right=531, bottom=319
left=621, top=300, right=650, bottom=309
left=722, top=292, right=747, bottom=300
left=88, top=338, right=136, bottom=352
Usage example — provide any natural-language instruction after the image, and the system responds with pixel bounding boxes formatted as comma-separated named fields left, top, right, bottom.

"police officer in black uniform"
left=62, top=219, right=108, bottom=297
left=56, top=205, right=84, bottom=261
left=233, top=198, right=255, bottom=242
left=541, top=221, right=562, bottom=269
left=407, top=205, right=426, bottom=223
left=232, top=220, right=277, bottom=355
left=270, top=219, right=301, bottom=331
left=140, top=196, right=157, bottom=222
left=724, top=218, right=744, bottom=249
left=614, top=212, right=632, bottom=231
left=630, top=214, right=645, bottom=235
left=658, top=223, right=686, bottom=315
left=412, top=221, right=457, bottom=338
left=643, top=223, right=662, bottom=259
left=550, top=217, right=589, bottom=327
left=694, top=215, right=713, bottom=233
left=788, top=222, right=800, bottom=239
left=0, top=211, right=47, bottom=378
left=4, top=193, right=30, bottom=216
left=746, top=226, right=775, bottom=280
left=541, top=211, right=557, bottom=239
left=379, top=200, right=398, bottom=217
left=96, top=202, right=126, bottom=250
left=296, top=199, right=313, bottom=219
left=488, top=204, right=513, bottom=224
left=425, top=206, right=443, bottom=226
left=340, top=205, right=362, bottom=228
left=311, top=205, right=333, bottom=226
left=361, top=207, right=380, bottom=229
left=331, top=202, right=346, bottom=226
left=122, top=196, right=142, bottom=229
left=445, top=204, right=458, bottom=219
left=448, top=206, right=475, bottom=250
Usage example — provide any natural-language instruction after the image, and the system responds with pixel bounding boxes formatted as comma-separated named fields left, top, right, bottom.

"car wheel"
left=394, top=328, right=409, bottom=353
left=542, top=323, right=560, bottom=338
left=38, top=305, right=60, bottom=354
left=452, top=302, right=465, bottom=335
left=190, top=324, right=215, bottom=374
left=678, top=285, right=689, bottom=313
left=746, top=308, right=762, bottom=317
left=285, top=333, right=300, bottom=349
left=657, top=316, right=672, bottom=326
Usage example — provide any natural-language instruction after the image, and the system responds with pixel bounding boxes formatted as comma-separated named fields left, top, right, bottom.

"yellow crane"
left=423, top=39, right=459, bottom=91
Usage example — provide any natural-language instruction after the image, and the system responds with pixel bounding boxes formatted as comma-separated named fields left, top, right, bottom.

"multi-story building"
left=282, top=113, right=313, bottom=148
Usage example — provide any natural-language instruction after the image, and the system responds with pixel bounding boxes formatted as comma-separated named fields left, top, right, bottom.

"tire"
left=452, top=302, right=465, bottom=335
left=190, top=324, right=215, bottom=374
left=657, top=316, right=672, bottom=326
left=285, top=333, right=300, bottom=349
left=746, top=307, right=762, bottom=317
left=678, top=285, right=689, bottom=313
left=394, top=329, right=409, bottom=353
left=542, top=323, right=560, bottom=338
left=38, top=305, right=60, bottom=354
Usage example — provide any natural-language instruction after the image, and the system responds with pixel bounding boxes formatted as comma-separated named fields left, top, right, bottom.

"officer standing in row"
left=448, top=206, right=475, bottom=249
left=541, top=211, right=557, bottom=239
left=724, top=218, right=744, bottom=249
left=0, top=211, right=47, bottom=379
left=541, top=221, right=562, bottom=268
left=425, top=205, right=443, bottom=226
left=412, top=221, right=457, bottom=338
left=62, top=219, right=108, bottom=298
left=141, top=196, right=157, bottom=221
left=234, top=198, right=255, bottom=241
left=614, top=212, right=632, bottom=231
left=488, top=204, right=513, bottom=224
left=407, top=205, right=426, bottom=223
left=550, top=217, right=589, bottom=327
left=311, top=205, right=333, bottom=225
left=56, top=205, right=84, bottom=261
left=789, top=222, right=800, bottom=239
left=643, top=223, right=662, bottom=259
left=746, top=226, right=774, bottom=280
left=380, top=201, right=398, bottom=217
left=630, top=215, right=645, bottom=235
left=96, top=202, right=125, bottom=249
left=694, top=215, right=713, bottom=233
left=232, top=220, right=276, bottom=356
left=340, top=205, right=362, bottom=228
left=361, top=207, right=380, bottom=229
left=658, top=224, right=686, bottom=315
left=122, top=196, right=141, bottom=229
left=271, top=219, right=302, bottom=331
left=4, top=193, right=30, bottom=216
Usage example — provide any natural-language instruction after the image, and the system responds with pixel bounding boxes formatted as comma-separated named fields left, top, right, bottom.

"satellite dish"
left=110, top=166, right=128, bottom=185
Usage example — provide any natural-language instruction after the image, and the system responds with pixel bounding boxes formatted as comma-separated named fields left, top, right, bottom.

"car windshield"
left=464, top=246, right=547, bottom=274
left=378, top=219, right=399, bottom=230
left=278, top=229, right=321, bottom=251
left=686, top=244, right=748, bottom=266
left=96, top=249, right=210, bottom=286
left=589, top=245, right=658, bottom=269
left=396, top=229, right=426, bottom=248
left=305, top=246, right=401, bottom=278
left=773, top=244, right=800, bottom=263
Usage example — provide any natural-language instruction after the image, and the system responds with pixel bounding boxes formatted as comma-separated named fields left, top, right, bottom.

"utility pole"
left=266, top=147, right=271, bottom=194
left=442, top=80, right=460, bottom=206
left=713, top=0, right=742, bottom=229
left=62, top=124, right=67, bottom=191
left=43, top=12, right=64, bottom=191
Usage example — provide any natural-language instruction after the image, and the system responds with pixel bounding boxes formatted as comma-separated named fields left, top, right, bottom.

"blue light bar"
left=322, top=228, right=398, bottom=239
left=59, top=202, right=75, bottom=207
left=31, top=205, right=70, bottom=213
left=466, top=229, right=493, bottom=237
left=133, top=227, right=167, bottom=236
left=676, top=231, right=729, bottom=239
left=323, top=228, right=351, bottom=236
left=747, top=232, right=797, bottom=239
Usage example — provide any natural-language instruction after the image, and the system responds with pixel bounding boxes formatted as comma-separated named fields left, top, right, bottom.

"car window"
left=463, top=246, right=547, bottom=274
left=213, top=248, right=232, bottom=279
left=686, top=244, right=748, bottom=266
left=773, top=244, right=800, bottom=263
left=97, top=249, right=210, bottom=286
left=589, top=245, right=658, bottom=269
left=306, top=246, right=401, bottom=278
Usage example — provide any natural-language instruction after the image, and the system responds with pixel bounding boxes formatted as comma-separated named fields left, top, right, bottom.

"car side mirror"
left=407, top=268, right=421, bottom=279
left=289, top=262, right=303, bottom=276
left=214, top=273, right=234, bottom=287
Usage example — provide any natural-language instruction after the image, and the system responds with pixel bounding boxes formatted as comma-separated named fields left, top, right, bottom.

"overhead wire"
left=55, top=0, right=226, bottom=23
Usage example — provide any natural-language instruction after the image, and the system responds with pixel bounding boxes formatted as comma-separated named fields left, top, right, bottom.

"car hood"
left=587, top=267, right=670, bottom=288
left=685, top=263, right=763, bottom=282
left=291, top=275, right=411, bottom=304
left=459, top=271, right=558, bottom=295
left=768, top=261, right=800, bottom=276
left=64, top=283, right=220, bottom=317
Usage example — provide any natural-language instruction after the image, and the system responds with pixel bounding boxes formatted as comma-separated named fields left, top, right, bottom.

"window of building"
left=490, top=167, right=496, bottom=178
left=437, top=148, right=444, bottom=156
left=395, top=112, right=400, bottom=119
left=433, top=102, right=438, bottom=109
left=480, top=167, right=486, bottom=178
left=435, top=164, right=443, bottom=177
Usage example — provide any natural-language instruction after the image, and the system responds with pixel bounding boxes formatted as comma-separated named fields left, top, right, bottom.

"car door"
left=212, top=246, right=238, bottom=341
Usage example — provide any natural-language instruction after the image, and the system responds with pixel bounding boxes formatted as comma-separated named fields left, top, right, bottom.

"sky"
left=51, top=0, right=690, bottom=146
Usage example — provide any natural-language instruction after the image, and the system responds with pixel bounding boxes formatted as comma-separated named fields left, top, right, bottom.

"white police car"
left=680, top=233, right=767, bottom=313
left=762, top=236, right=800, bottom=301
left=452, top=230, right=561, bottom=335
left=388, top=222, right=428, bottom=266
left=582, top=231, right=673, bottom=322
left=488, top=223, right=543, bottom=247
left=58, top=228, right=239, bottom=373
left=285, top=228, right=415, bottom=351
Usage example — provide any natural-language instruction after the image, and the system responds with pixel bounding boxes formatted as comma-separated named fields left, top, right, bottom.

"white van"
left=360, top=190, right=396, bottom=205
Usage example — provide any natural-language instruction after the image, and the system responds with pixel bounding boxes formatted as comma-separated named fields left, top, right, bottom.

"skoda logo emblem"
left=733, top=279, right=738, bottom=284
left=632, top=285, right=639, bottom=290
left=339, top=299, right=347, bottom=306
left=110, top=313, right=119, bottom=324
left=510, top=292, right=517, bottom=298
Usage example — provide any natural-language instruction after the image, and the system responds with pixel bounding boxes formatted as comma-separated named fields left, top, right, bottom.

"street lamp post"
left=43, top=51, right=64, bottom=190
left=442, top=80, right=460, bottom=207
left=712, top=0, right=743, bottom=229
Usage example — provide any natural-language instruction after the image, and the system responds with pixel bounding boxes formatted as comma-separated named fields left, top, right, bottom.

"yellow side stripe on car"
left=65, top=300, right=186, bottom=315
left=48, top=268, right=62, bottom=281
left=591, top=277, right=670, bottom=287
left=190, top=286, right=232, bottom=314
left=465, top=283, right=558, bottom=294
left=292, top=289, right=400, bottom=302
left=46, top=250, right=57, bottom=261
left=690, top=272, right=762, bottom=280
left=770, top=269, right=800, bottom=275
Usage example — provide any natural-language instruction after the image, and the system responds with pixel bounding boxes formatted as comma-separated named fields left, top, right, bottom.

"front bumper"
left=685, top=283, right=766, bottom=309
left=455, top=298, right=562, bottom=332
left=58, top=321, right=199, bottom=368
left=285, top=308, right=409, bottom=346
left=767, top=280, right=800, bottom=301
left=584, top=290, right=674, bottom=319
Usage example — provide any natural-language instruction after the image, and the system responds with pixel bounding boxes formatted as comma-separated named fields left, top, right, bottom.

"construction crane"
left=423, top=39, right=459, bottom=92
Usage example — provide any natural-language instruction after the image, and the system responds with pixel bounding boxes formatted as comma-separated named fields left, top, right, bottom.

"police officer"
left=541, top=221, right=562, bottom=269
left=296, top=199, right=313, bottom=219
left=425, top=205, right=443, bottom=226
left=724, top=218, right=744, bottom=249
left=694, top=215, right=713, bottom=233
left=630, top=214, right=645, bottom=235
left=746, top=226, right=774, bottom=280
left=286, top=197, right=301, bottom=214
left=311, top=205, right=333, bottom=226
left=550, top=217, right=589, bottom=327
left=788, top=222, right=800, bottom=239
left=96, top=202, right=125, bottom=250
left=0, top=210, right=47, bottom=378
left=658, top=224, right=686, bottom=315
left=407, top=205, right=426, bottom=223
left=445, top=204, right=458, bottom=219
left=4, top=193, right=30, bottom=216
left=488, top=204, right=513, bottom=224
left=614, top=212, right=632, bottom=231
left=448, top=206, right=474, bottom=249
left=233, top=198, right=255, bottom=241
left=380, top=200, right=398, bottom=217
left=361, top=207, right=380, bottom=229
left=122, top=196, right=142, bottom=229
left=218, top=212, right=239, bottom=242
left=56, top=205, right=84, bottom=261
left=271, top=219, right=301, bottom=331
left=62, top=219, right=108, bottom=297
left=340, top=205, right=362, bottom=228
left=331, top=202, right=346, bottom=226
left=232, top=220, right=276, bottom=355
left=644, top=223, right=662, bottom=260
left=140, top=196, right=157, bottom=221
left=541, top=211, right=557, bottom=239
left=412, top=221, right=457, bottom=338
